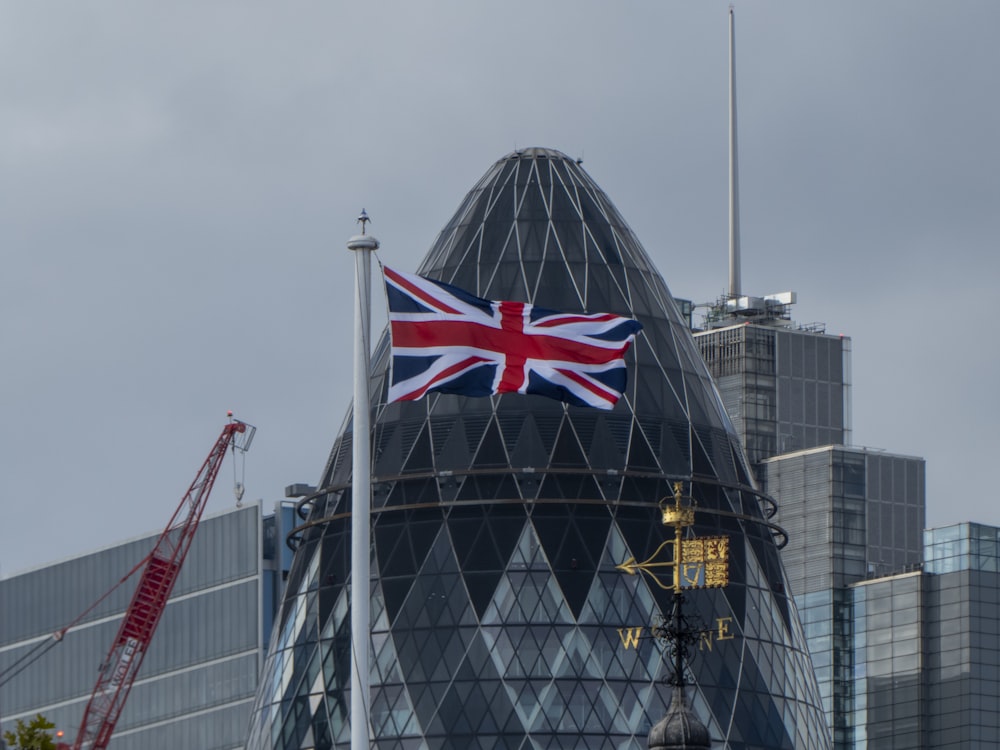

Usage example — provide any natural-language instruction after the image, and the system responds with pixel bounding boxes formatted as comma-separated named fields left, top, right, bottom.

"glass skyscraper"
left=246, top=148, right=830, bottom=749
left=694, top=315, right=851, bottom=468
left=760, top=447, right=925, bottom=747
left=851, top=523, right=1000, bottom=748
left=690, top=287, right=923, bottom=748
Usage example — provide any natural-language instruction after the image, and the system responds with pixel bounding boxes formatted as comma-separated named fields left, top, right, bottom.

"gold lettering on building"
left=695, top=617, right=737, bottom=651
left=699, top=629, right=714, bottom=652
left=617, top=627, right=643, bottom=650
left=716, top=616, right=734, bottom=641
left=613, top=624, right=740, bottom=652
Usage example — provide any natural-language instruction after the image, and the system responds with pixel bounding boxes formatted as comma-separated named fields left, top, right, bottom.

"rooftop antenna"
left=728, top=4, right=741, bottom=299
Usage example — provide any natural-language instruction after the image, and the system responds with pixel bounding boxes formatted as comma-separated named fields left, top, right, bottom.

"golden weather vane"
left=615, top=481, right=729, bottom=748
left=616, top=482, right=730, bottom=592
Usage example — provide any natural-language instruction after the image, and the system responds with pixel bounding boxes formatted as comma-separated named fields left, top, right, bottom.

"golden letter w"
left=617, top=627, right=643, bottom=650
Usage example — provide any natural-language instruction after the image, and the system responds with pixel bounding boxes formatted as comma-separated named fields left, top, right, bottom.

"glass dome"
left=246, top=148, right=830, bottom=749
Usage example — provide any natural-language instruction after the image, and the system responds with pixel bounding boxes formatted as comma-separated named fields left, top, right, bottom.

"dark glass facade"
left=695, top=324, right=850, bottom=467
left=246, top=148, right=830, bottom=749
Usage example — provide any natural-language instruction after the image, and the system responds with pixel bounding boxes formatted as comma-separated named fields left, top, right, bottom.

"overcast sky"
left=3, top=2, right=998, bottom=576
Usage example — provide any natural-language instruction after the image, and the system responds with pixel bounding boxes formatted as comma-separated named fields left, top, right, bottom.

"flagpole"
left=728, top=4, right=742, bottom=299
left=347, top=210, right=378, bottom=750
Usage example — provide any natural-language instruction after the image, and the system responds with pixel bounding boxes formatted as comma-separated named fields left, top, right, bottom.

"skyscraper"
left=851, top=522, right=1000, bottom=748
left=246, top=148, right=830, bottom=749
left=693, top=303, right=851, bottom=468
left=687, top=292, right=924, bottom=748
left=760, top=446, right=925, bottom=747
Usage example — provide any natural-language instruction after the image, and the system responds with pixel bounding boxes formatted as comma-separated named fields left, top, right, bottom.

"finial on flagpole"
left=348, top=211, right=379, bottom=253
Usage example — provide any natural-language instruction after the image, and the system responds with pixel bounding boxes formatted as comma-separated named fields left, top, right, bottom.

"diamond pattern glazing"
left=246, top=148, right=830, bottom=749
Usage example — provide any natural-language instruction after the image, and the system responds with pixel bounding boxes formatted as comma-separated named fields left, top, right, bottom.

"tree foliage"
left=3, top=714, right=57, bottom=750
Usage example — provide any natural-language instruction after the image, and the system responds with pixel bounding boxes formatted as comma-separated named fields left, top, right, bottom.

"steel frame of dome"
left=245, top=148, right=831, bottom=750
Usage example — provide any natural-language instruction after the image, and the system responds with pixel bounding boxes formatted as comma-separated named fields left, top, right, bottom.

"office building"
left=681, top=272, right=927, bottom=749
left=246, top=148, right=831, bottom=749
left=693, top=301, right=851, bottom=468
left=760, top=446, right=925, bottom=747
left=851, top=522, right=1000, bottom=748
left=0, top=501, right=294, bottom=750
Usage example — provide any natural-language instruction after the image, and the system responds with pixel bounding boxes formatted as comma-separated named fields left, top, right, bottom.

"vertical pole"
left=673, top=506, right=683, bottom=594
left=347, top=215, right=378, bottom=750
left=672, top=485, right=684, bottom=686
left=728, top=5, right=741, bottom=300
left=672, top=592, right=685, bottom=687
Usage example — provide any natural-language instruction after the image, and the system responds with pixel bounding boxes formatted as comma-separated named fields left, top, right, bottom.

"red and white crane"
left=62, top=416, right=255, bottom=750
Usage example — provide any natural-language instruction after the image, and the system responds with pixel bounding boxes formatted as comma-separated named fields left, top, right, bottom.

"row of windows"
left=0, top=506, right=261, bottom=646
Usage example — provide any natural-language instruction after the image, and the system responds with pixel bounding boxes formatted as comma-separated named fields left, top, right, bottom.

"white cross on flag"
left=384, top=266, right=642, bottom=410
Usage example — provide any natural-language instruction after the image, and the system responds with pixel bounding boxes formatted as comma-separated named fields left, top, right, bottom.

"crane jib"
left=119, top=556, right=179, bottom=645
left=63, top=418, right=255, bottom=750
left=107, top=638, right=140, bottom=692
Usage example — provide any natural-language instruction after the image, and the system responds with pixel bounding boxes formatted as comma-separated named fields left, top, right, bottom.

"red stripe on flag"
left=395, top=355, right=491, bottom=401
left=533, top=312, right=619, bottom=327
left=498, top=301, right=527, bottom=392
left=555, top=367, right=618, bottom=404
left=390, top=321, right=628, bottom=365
left=385, top=266, right=461, bottom=315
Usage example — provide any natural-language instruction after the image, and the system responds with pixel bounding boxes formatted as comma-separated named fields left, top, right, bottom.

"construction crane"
left=56, top=416, right=255, bottom=750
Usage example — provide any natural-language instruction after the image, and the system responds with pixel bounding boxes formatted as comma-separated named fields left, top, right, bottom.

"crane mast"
left=68, top=418, right=255, bottom=750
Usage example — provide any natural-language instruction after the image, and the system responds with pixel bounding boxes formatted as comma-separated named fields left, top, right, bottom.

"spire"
left=728, top=4, right=741, bottom=299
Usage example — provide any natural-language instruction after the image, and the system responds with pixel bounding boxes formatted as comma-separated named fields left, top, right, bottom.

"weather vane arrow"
left=615, top=482, right=731, bottom=591
left=615, top=557, right=640, bottom=576
left=615, top=540, right=675, bottom=581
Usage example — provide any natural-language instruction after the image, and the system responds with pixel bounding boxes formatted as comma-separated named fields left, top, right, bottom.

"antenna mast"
left=728, top=5, right=741, bottom=299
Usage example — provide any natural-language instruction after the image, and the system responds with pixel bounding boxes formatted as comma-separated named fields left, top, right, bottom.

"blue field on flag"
left=384, top=266, right=642, bottom=410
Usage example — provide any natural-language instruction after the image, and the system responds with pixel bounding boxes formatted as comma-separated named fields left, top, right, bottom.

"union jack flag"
left=384, top=266, right=642, bottom=410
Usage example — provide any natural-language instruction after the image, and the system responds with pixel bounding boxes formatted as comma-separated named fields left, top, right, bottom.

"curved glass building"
left=247, top=148, right=830, bottom=749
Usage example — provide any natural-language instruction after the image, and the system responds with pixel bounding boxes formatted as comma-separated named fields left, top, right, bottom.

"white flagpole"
left=728, top=4, right=742, bottom=299
left=347, top=210, right=378, bottom=750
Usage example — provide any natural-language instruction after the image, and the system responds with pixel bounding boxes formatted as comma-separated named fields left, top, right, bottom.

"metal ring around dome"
left=285, top=471, right=788, bottom=552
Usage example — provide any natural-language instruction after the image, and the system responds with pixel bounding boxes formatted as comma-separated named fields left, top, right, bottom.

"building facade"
left=851, top=523, right=1000, bottom=748
left=0, top=501, right=292, bottom=750
left=759, top=447, right=925, bottom=747
left=694, top=315, right=851, bottom=468
left=246, top=148, right=831, bottom=749
left=685, top=286, right=927, bottom=749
